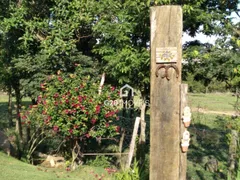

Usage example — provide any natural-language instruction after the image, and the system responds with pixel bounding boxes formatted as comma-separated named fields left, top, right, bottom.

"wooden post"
left=150, top=6, right=182, bottom=180
left=126, top=117, right=140, bottom=169
left=180, top=84, right=188, bottom=180
left=228, top=130, right=238, bottom=179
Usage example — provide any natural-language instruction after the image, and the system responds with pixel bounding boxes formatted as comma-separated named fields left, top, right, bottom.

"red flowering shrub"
left=21, top=65, right=120, bottom=140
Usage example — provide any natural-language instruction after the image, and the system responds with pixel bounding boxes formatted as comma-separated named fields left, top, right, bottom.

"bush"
left=21, top=65, right=120, bottom=140
left=86, top=155, right=112, bottom=168
left=20, top=65, right=121, bottom=164
left=114, top=159, right=148, bottom=180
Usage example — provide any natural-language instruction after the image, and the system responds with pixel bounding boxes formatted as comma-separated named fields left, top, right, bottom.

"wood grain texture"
left=150, top=6, right=182, bottom=180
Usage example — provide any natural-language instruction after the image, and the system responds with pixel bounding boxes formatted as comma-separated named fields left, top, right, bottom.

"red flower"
left=65, top=109, right=69, bottom=114
left=54, top=101, right=58, bottom=106
left=116, top=126, right=120, bottom=132
left=95, top=105, right=101, bottom=114
left=65, top=99, right=69, bottom=104
left=111, top=86, right=115, bottom=91
left=105, top=111, right=115, bottom=118
left=81, top=106, right=85, bottom=111
left=58, top=76, right=63, bottom=81
left=53, top=125, right=59, bottom=132
left=21, top=115, right=27, bottom=120
left=37, top=96, right=42, bottom=103
left=85, top=111, right=89, bottom=115
left=105, top=123, right=109, bottom=128
left=91, top=119, right=97, bottom=125
left=53, top=93, right=59, bottom=98
left=85, top=133, right=90, bottom=138
left=21, top=122, right=25, bottom=125
left=69, top=129, right=73, bottom=134
left=73, top=125, right=79, bottom=129
left=74, top=87, right=79, bottom=92
left=73, top=104, right=80, bottom=108
left=78, top=96, right=83, bottom=102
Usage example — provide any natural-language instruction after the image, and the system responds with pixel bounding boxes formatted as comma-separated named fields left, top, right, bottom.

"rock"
left=0, top=131, right=13, bottom=156
left=41, top=155, right=65, bottom=168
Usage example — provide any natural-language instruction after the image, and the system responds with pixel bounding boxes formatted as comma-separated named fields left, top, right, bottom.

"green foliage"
left=86, top=155, right=112, bottom=168
left=114, top=159, right=148, bottom=180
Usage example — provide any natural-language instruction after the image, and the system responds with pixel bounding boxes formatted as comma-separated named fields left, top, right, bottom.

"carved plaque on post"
left=156, top=47, right=178, bottom=63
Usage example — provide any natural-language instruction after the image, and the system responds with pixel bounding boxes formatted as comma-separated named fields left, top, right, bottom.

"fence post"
left=126, top=117, right=140, bottom=169
left=180, top=84, right=188, bottom=180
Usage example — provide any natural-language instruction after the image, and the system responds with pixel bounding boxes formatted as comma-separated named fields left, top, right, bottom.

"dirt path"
left=192, top=108, right=236, bottom=116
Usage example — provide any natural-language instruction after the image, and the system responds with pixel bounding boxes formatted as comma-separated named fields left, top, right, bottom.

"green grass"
left=189, top=93, right=236, bottom=112
left=0, top=151, right=113, bottom=180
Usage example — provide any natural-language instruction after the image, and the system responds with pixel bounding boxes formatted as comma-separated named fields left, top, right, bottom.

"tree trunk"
left=14, top=85, right=23, bottom=139
left=71, top=139, right=83, bottom=170
left=8, top=86, right=13, bottom=127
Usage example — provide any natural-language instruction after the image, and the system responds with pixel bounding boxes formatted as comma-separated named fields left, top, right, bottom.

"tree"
left=0, top=0, right=98, bottom=136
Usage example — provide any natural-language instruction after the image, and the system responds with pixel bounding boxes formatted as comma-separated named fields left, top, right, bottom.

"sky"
left=182, top=9, right=240, bottom=45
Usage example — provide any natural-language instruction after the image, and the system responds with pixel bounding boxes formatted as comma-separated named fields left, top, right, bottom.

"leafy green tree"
left=0, top=0, right=98, bottom=136
left=183, top=21, right=240, bottom=92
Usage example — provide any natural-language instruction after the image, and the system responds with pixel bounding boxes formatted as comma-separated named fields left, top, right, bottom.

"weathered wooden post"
left=150, top=6, right=183, bottom=180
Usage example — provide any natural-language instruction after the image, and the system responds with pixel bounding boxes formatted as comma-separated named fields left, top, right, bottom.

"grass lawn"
left=0, top=151, right=113, bottom=180
left=189, top=93, right=236, bottom=112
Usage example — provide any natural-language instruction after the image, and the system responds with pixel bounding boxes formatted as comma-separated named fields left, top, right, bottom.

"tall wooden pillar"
left=150, top=6, right=183, bottom=180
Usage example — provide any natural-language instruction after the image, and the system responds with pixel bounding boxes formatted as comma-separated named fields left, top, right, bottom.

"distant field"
left=0, top=93, right=236, bottom=112
left=188, top=93, right=236, bottom=113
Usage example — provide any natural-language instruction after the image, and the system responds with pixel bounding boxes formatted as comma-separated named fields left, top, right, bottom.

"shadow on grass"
left=187, top=123, right=229, bottom=180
